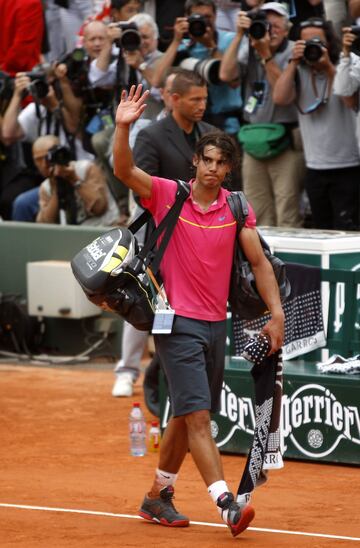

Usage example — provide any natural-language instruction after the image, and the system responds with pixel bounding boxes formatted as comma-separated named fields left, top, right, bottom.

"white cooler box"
left=27, top=260, right=101, bottom=319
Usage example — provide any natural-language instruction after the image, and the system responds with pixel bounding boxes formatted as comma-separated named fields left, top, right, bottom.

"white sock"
left=208, top=480, right=230, bottom=523
left=156, top=468, right=178, bottom=488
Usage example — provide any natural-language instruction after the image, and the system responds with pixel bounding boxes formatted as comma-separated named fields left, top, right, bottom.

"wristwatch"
left=73, top=180, right=83, bottom=189
left=138, top=61, right=147, bottom=72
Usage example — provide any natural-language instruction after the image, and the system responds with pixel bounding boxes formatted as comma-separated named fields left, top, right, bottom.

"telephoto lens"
left=248, top=10, right=270, bottom=40
left=119, top=23, right=141, bottom=51
left=187, top=13, right=207, bottom=37
left=46, top=145, right=73, bottom=166
left=303, top=38, right=324, bottom=63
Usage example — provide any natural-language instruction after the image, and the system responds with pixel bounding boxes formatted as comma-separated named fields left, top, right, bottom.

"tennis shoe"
left=112, top=372, right=133, bottom=397
left=217, top=492, right=255, bottom=537
left=139, top=485, right=189, bottom=527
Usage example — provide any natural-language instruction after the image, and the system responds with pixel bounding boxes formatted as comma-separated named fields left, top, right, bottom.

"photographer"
left=1, top=63, right=92, bottom=161
left=87, top=12, right=163, bottom=223
left=273, top=17, right=360, bottom=230
left=88, top=0, right=150, bottom=89
left=88, top=12, right=162, bottom=93
left=0, top=62, right=95, bottom=220
left=63, top=22, right=115, bottom=153
left=83, top=19, right=110, bottom=61
left=219, top=2, right=304, bottom=227
left=150, top=0, right=242, bottom=135
left=34, top=135, right=119, bottom=225
left=333, top=26, right=360, bottom=104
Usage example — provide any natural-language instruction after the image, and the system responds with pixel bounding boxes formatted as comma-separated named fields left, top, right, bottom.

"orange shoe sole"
left=139, top=510, right=190, bottom=527
left=229, top=505, right=255, bottom=537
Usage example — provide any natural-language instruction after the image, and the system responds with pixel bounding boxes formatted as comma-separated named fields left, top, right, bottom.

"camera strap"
left=115, top=54, right=129, bottom=102
left=295, top=67, right=331, bottom=115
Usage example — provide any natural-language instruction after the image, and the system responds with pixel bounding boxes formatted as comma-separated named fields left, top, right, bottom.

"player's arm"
left=113, top=84, right=152, bottom=199
left=239, top=227, right=285, bottom=353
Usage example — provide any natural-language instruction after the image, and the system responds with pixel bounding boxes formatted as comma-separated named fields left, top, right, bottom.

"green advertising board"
left=160, top=361, right=360, bottom=465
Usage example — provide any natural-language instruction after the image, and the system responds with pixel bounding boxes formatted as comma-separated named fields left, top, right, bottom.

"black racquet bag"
left=71, top=181, right=189, bottom=331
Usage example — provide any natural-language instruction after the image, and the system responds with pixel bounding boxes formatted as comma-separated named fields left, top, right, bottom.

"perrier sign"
left=160, top=363, right=360, bottom=464
left=211, top=366, right=360, bottom=464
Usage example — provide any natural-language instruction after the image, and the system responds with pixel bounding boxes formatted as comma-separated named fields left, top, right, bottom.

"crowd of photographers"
left=1, top=0, right=360, bottom=230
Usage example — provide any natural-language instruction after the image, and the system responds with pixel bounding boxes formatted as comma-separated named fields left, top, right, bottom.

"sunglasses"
left=299, top=19, right=326, bottom=30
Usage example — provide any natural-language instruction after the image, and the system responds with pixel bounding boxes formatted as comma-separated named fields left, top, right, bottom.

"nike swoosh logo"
left=160, top=473, right=170, bottom=478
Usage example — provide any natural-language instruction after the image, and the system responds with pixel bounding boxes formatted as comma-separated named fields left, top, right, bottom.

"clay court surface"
left=1, top=363, right=359, bottom=547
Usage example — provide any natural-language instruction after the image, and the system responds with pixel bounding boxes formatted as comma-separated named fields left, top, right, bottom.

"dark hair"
left=298, top=17, right=341, bottom=65
left=184, top=0, right=216, bottom=16
left=194, top=131, right=239, bottom=170
left=170, top=69, right=206, bottom=95
left=111, top=0, right=140, bottom=9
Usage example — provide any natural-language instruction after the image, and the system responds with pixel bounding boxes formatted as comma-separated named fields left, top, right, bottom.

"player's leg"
left=138, top=415, right=190, bottom=527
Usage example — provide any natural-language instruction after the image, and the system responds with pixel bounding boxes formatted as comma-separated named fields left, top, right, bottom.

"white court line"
left=0, top=503, right=359, bottom=542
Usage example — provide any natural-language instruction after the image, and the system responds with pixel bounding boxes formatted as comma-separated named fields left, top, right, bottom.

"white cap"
left=260, top=2, right=289, bottom=19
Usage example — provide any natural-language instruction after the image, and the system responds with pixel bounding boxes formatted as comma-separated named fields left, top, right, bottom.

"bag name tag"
left=152, top=309, right=175, bottom=334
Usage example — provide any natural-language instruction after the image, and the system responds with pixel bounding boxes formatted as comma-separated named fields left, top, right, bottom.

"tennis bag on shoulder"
left=227, top=191, right=291, bottom=320
left=71, top=180, right=190, bottom=331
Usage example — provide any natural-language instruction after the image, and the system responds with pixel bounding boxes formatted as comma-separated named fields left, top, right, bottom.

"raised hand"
left=115, top=84, right=149, bottom=128
left=342, top=27, right=357, bottom=57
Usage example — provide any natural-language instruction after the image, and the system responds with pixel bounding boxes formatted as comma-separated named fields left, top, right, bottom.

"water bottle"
left=129, top=402, right=146, bottom=456
left=148, top=421, right=161, bottom=453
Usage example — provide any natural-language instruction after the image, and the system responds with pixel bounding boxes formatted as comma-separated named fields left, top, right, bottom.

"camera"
left=59, top=47, right=88, bottom=80
left=113, top=22, right=141, bottom=51
left=187, top=13, right=208, bottom=38
left=349, top=24, right=360, bottom=36
left=58, top=47, right=89, bottom=95
left=349, top=25, right=360, bottom=56
left=248, top=10, right=271, bottom=40
left=27, top=79, right=49, bottom=101
left=179, top=57, right=220, bottom=85
left=303, top=38, right=325, bottom=63
left=46, top=145, right=73, bottom=166
left=25, top=66, right=50, bottom=101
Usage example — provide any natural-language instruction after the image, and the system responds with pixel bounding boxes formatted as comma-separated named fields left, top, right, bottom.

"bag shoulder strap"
left=226, top=191, right=249, bottom=234
left=128, top=208, right=152, bottom=235
left=131, top=179, right=190, bottom=275
left=128, top=180, right=189, bottom=236
left=227, top=191, right=272, bottom=253
left=149, top=179, right=189, bottom=272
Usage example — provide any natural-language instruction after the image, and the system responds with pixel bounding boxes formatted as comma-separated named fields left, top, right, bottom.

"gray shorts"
left=154, top=316, right=227, bottom=417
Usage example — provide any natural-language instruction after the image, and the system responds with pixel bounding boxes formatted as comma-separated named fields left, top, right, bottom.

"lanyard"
left=296, top=68, right=331, bottom=115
